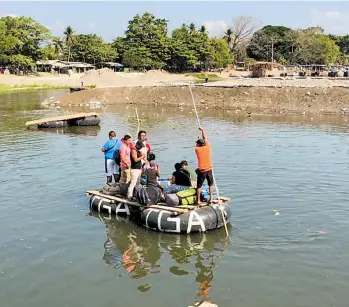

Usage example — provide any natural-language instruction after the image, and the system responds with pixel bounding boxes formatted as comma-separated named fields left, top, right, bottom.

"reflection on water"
left=92, top=211, right=229, bottom=303
left=1, top=91, right=349, bottom=307
left=32, top=125, right=101, bottom=137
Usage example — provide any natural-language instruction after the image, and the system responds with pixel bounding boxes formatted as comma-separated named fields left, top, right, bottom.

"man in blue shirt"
left=101, top=131, right=122, bottom=183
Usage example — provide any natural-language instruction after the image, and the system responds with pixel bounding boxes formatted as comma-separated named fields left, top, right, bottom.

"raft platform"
left=86, top=190, right=231, bottom=234
left=25, top=112, right=100, bottom=128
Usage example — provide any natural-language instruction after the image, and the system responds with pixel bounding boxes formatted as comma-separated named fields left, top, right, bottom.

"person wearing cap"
left=180, top=160, right=197, bottom=188
left=195, top=128, right=213, bottom=204
left=119, top=134, right=133, bottom=184
left=127, top=140, right=146, bottom=199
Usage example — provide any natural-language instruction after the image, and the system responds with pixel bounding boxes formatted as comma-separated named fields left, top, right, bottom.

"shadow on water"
left=90, top=210, right=231, bottom=304
left=30, top=125, right=101, bottom=137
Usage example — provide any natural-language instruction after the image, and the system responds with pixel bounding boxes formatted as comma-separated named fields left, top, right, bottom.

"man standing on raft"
left=195, top=128, right=214, bottom=204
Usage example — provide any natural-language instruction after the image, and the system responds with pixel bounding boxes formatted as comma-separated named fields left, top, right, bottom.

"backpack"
left=135, top=185, right=162, bottom=206
left=176, top=188, right=197, bottom=205
left=113, top=150, right=120, bottom=165
left=165, top=193, right=179, bottom=207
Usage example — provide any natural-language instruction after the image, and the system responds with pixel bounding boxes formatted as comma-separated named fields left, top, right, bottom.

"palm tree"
left=52, top=36, right=63, bottom=59
left=223, top=28, right=234, bottom=50
left=199, top=25, right=206, bottom=34
left=188, top=23, right=196, bottom=34
left=63, top=26, right=75, bottom=62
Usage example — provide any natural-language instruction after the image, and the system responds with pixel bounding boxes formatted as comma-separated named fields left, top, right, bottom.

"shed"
left=250, top=62, right=280, bottom=78
left=96, top=62, right=124, bottom=72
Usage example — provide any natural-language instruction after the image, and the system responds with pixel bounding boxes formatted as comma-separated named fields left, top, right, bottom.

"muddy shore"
left=51, top=84, right=349, bottom=115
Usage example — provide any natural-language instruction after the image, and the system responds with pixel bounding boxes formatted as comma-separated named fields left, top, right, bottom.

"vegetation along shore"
left=1, top=12, right=349, bottom=113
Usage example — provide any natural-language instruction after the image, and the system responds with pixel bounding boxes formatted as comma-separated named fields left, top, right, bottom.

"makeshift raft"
left=25, top=112, right=100, bottom=128
left=86, top=190, right=231, bottom=234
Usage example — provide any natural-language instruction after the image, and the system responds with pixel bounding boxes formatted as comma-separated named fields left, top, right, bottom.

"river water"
left=0, top=90, right=349, bottom=307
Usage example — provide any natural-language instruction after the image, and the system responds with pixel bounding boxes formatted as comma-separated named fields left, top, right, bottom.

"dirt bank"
left=51, top=85, right=349, bottom=115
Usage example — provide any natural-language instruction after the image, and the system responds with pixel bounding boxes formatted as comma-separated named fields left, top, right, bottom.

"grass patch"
left=185, top=73, right=223, bottom=83
left=0, top=83, right=96, bottom=93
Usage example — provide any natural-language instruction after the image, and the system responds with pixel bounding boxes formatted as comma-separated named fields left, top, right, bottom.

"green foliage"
left=337, top=35, right=349, bottom=55
left=67, top=34, right=117, bottom=63
left=209, top=38, right=232, bottom=68
left=337, top=55, right=349, bottom=65
left=0, top=16, right=51, bottom=69
left=122, top=12, right=171, bottom=68
left=295, top=31, right=340, bottom=65
left=247, top=25, right=293, bottom=62
left=247, top=25, right=340, bottom=65
left=185, top=73, right=222, bottom=82
left=167, top=24, right=212, bottom=72
left=111, top=37, right=125, bottom=62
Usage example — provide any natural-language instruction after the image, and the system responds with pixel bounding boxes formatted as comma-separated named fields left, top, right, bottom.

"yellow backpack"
left=176, top=188, right=197, bottom=205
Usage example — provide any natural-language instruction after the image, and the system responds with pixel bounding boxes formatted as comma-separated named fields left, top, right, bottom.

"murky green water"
left=1, top=90, right=349, bottom=307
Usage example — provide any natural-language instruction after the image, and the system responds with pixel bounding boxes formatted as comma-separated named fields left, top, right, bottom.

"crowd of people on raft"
left=101, top=128, right=214, bottom=205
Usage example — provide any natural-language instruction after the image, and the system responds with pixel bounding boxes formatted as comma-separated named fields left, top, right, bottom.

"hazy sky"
left=1, top=1, right=349, bottom=41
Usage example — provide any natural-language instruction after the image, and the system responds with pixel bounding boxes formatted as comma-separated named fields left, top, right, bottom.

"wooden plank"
left=148, top=204, right=188, bottom=213
left=25, top=112, right=99, bottom=126
left=177, top=204, right=199, bottom=209
left=85, top=190, right=143, bottom=207
left=218, top=196, right=230, bottom=201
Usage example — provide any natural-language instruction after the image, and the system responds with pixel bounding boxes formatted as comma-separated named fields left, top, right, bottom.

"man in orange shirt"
left=195, top=128, right=214, bottom=204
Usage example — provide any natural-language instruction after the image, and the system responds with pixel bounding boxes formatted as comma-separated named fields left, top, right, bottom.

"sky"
left=1, top=1, right=349, bottom=42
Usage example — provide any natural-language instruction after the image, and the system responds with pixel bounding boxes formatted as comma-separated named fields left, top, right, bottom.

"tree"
left=0, top=16, right=51, bottom=70
left=223, top=28, right=233, bottom=48
left=167, top=24, right=213, bottom=72
left=247, top=25, right=293, bottom=62
left=68, top=33, right=117, bottom=64
left=337, top=35, right=349, bottom=55
left=229, top=16, right=261, bottom=54
left=64, top=25, right=75, bottom=62
left=52, top=36, right=64, bottom=58
left=111, top=36, right=125, bottom=62
left=123, top=12, right=171, bottom=68
left=295, top=31, right=340, bottom=65
left=209, top=38, right=232, bottom=67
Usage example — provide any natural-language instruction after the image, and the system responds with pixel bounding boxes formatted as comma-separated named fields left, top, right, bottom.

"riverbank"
left=50, top=84, right=349, bottom=115
left=0, top=83, right=73, bottom=93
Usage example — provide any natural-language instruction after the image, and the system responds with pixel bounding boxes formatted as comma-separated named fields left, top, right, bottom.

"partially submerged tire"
left=74, top=116, right=100, bottom=126
left=38, top=120, right=69, bottom=128
left=140, top=202, right=231, bottom=234
left=89, top=194, right=139, bottom=216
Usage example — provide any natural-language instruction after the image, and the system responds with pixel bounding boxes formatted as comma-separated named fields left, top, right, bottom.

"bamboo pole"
left=135, top=107, right=140, bottom=133
left=188, top=85, right=229, bottom=238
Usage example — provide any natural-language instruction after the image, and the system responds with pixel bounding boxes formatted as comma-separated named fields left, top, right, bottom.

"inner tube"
left=68, top=116, right=100, bottom=127
left=38, top=116, right=100, bottom=128
left=38, top=120, right=69, bottom=128
left=140, top=202, right=231, bottom=234
left=89, top=194, right=140, bottom=216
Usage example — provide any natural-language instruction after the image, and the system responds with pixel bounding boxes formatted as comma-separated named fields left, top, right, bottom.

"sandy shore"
left=2, top=69, right=349, bottom=115
left=48, top=85, right=349, bottom=115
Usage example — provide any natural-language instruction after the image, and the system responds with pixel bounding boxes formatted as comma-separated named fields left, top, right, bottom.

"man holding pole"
left=195, top=127, right=214, bottom=205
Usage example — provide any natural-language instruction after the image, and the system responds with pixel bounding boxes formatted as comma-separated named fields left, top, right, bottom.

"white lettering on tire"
left=187, top=211, right=206, bottom=234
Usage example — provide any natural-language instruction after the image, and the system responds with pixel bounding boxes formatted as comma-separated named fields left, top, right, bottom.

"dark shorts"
left=197, top=169, right=214, bottom=188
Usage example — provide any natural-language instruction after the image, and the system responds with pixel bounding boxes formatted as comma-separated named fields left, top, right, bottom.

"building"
left=36, top=60, right=95, bottom=74
left=96, top=62, right=124, bottom=72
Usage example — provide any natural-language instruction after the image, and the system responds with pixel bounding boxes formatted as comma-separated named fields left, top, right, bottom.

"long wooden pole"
left=188, top=85, right=229, bottom=237
left=135, top=107, right=140, bottom=133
